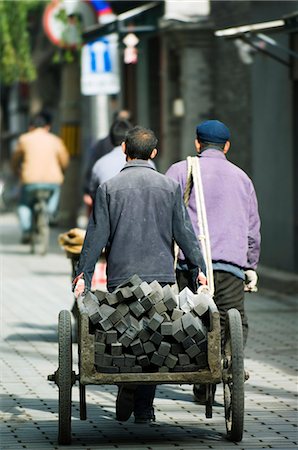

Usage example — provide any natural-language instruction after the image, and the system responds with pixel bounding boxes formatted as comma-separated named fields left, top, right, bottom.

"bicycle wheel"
left=58, top=310, right=73, bottom=445
left=223, top=308, right=244, bottom=442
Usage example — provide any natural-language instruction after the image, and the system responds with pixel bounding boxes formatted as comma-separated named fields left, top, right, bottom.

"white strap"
left=187, top=156, right=214, bottom=295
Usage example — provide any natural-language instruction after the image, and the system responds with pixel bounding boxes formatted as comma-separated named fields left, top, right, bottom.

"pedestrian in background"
left=11, top=111, right=69, bottom=243
left=73, top=126, right=206, bottom=424
left=166, top=119, right=261, bottom=403
left=83, top=110, right=131, bottom=209
left=88, top=119, right=133, bottom=200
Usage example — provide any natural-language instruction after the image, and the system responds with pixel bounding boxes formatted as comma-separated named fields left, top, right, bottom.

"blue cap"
left=196, top=120, right=230, bottom=144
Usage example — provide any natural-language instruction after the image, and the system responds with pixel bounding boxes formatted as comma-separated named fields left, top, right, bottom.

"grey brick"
left=143, top=341, right=156, bottom=354
left=94, top=342, right=106, bottom=354
left=111, top=342, right=122, bottom=356
left=96, top=365, right=119, bottom=373
left=147, top=312, right=164, bottom=331
left=124, top=354, right=136, bottom=367
left=151, top=351, right=165, bottom=367
left=164, top=353, right=178, bottom=369
left=158, top=341, right=171, bottom=357
left=120, top=366, right=142, bottom=373
left=106, top=330, right=118, bottom=344
left=129, top=300, right=145, bottom=318
left=172, top=317, right=187, bottom=342
left=95, top=329, right=106, bottom=343
left=95, top=353, right=112, bottom=366
left=137, top=355, right=150, bottom=367
left=131, top=281, right=152, bottom=299
left=185, top=344, right=201, bottom=358
left=150, top=331, right=163, bottom=346
left=162, top=285, right=178, bottom=311
left=130, top=338, right=144, bottom=356
left=160, top=321, right=172, bottom=336
left=171, top=308, right=184, bottom=321
left=178, top=353, right=190, bottom=366
left=113, top=355, right=125, bottom=367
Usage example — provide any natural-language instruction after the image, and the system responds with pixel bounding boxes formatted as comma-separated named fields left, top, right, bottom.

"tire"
left=58, top=310, right=72, bottom=445
left=223, top=308, right=244, bottom=442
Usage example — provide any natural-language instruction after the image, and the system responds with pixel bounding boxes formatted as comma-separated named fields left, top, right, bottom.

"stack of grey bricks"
left=82, top=275, right=213, bottom=374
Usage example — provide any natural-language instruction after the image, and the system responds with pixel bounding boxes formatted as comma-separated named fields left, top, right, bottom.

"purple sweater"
left=166, top=149, right=261, bottom=270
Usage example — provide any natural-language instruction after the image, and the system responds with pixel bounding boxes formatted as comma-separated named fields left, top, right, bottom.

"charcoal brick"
left=94, top=342, right=106, bottom=354
left=181, top=312, right=198, bottom=337
left=98, top=304, right=115, bottom=319
left=96, top=365, right=119, bottom=373
left=130, top=338, right=144, bottom=356
left=114, top=286, right=134, bottom=302
left=83, top=292, right=101, bottom=324
left=185, top=344, right=201, bottom=358
left=159, top=366, right=169, bottom=372
left=139, top=328, right=151, bottom=342
left=160, top=321, right=172, bottom=336
left=140, top=296, right=154, bottom=311
left=116, top=302, right=129, bottom=317
left=143, top=341, right=156, bottom=354
left=161, top=312, right=171, bottom=321
left=95, top=330, right=106, bottom=343
left=154, top=300, right=167, bottom=314
left=131, top=281, right=152, bottom=299
left=147, top=312, right=164, bottom=331
left=171, top=308, right=184, bottom=321
left=118, top=327, right=138, bottom=347
left=150, top=331, right=163, bottom=346
left=151, top=352, right=165, bottom=367
left=158, top=341, right=171, bottom=357
left=129, top=300, right=145, bottom=318
left=124, top=354, right=136, bottom=367
left=178, top=287, right=195, bottom=313
left=111, top=343, right=122, bottom=356
left=105, top=292, right=119, bottom=306
left=162, top=285, right=178, bottom=311
left=95, top=353, right=112, bottom=366
left=178, top=353, right=190, bottom=366
left=94, top=290, right=107, bottom=303
left=182, top=336, right=196, bottom=350
left=195, top=353, right=208, bottom=368
left=120, top=366, right=142, bottom=373
left=113, top=355, right=125, bottom=367
left=164, top=353, right=178, bottom=369
left=109, top=308, right=123, bottom=325
left=99, top=317, right=113, bottom=331
left=106, top=330, right=118, bottom=344
left=172, top=318, right=187, bottom=342
left=137, top=355, right=150, bottom=367
left=114, top=316, right=129, bottom=334
left=148, top=281, right=164, bottom=303
left=171, top=342, right=183, bottom=356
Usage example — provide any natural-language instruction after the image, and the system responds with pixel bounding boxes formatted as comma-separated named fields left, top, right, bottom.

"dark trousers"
left=176, top=269, right=248, bottom=347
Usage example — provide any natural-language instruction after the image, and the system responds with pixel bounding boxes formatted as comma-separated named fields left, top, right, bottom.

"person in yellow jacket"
left=11, top=112, right=69, bottom=243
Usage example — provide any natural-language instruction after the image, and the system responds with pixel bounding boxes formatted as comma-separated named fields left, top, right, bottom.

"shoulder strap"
left=187, top=156, right=214, bottom=295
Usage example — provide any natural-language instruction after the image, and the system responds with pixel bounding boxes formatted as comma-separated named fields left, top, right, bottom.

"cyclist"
left=11, top=112, right=69, bottom=243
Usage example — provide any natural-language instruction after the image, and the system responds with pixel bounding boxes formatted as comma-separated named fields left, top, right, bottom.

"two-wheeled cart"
left=48, top=296, right=245, bottom=445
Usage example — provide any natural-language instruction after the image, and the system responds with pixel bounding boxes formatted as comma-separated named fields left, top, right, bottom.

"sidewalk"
left=1, top=212, right=297, bottom=449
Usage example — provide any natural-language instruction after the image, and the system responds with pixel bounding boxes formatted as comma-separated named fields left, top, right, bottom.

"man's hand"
left=244, top=269, right=258, bottom=292
left=72, top=273, right=86, bottom=298
left=198, top=271, right=207, bottom=286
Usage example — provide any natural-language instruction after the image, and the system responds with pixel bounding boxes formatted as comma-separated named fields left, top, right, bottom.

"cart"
left=48, top=296, right=245, bottom=445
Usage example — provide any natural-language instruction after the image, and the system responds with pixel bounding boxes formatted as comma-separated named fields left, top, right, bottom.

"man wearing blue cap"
left=166, top=119, right=261, bottom=403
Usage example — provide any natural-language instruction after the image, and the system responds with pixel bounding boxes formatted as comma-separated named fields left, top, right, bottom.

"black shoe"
left=193, top=384, right=216, bottom=405
left=134, top=407, right=156, bottom=424
left=116, top=385, right=135, bottom=421
left=21, top=232, right=31, bottom=244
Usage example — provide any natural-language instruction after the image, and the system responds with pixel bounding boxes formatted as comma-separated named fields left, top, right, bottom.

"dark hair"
left=125, top=126, right=158, bottom=160
left=198, top=140, right=225, bottom=152
left=30, top=111, right=52, bottom=128
left=110, top=119, right=132, bottom=146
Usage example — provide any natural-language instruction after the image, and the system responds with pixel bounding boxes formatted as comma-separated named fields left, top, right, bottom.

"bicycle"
left=30, top=189, right=52, bottom=255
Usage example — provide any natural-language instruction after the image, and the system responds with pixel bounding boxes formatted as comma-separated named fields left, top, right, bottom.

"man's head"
left=110, top=119, right=133, bottom=147
left=29, top=111, right=52, bottom=130
left=195, top=120, right=230, bottom=154
left=123, top=126, right=158, bottom=160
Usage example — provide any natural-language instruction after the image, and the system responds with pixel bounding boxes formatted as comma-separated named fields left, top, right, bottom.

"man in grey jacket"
left=73, top=126, right=206, bottom=423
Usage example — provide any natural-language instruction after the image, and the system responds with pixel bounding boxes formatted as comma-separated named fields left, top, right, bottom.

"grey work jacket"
left=76, top=160, right=206, bottom=290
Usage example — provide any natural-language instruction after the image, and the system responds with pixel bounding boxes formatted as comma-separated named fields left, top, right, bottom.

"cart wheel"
left=58, top=310, right=72, bottom=445
left=223, top=308, right=244, bottom=442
